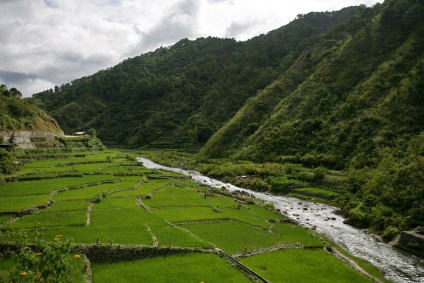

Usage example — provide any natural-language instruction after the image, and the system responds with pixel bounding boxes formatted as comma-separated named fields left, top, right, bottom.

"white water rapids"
left=137, top=157, right=424, bottom=283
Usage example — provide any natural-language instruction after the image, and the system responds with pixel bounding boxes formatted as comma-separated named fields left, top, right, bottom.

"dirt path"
left=233, top=244, right=304, bottom=258
left=146, top=224, right=159, bottom=247
left=136, top=197, right=151, bottom=212
left=329, top=247, right=384, bottom=283
left=218, top=250, right=269, bottom=283
left=86, top=203, right=94, bottom=225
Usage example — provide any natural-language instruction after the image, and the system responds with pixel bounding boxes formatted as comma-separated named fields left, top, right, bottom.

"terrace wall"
left=78, top=245, right=213, bottom=263
left=395, top=230, right=424, bottom=258
left=0, top=131, right=64, bottom=148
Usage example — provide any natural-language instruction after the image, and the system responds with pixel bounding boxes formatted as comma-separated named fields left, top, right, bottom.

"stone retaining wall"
left=0, top=242, right=213, bottom=263
left=0, top=131, right=64, bottom=148
left=78, top=244, right=213, bottom=263
left=395, top=230, right=424, bottom=257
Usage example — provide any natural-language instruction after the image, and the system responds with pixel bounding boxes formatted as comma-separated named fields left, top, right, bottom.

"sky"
left=0, top=0, right=381, bottom=97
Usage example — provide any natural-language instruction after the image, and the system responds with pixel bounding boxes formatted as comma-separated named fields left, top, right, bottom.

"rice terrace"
left=0, top=147, right=391, bottom=283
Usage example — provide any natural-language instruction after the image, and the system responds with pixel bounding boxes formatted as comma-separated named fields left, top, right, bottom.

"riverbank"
left=137, top=157, right=424, bottom=283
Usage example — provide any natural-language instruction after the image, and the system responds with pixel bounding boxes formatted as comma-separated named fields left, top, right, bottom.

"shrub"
left=250, top=178, right=270, bottom=192
left=347, top=205, right=372, bottom=228
left=0, top=148, right=19, bottom=174
left=313, top=166, right=328, bottom=182
left=257, top=163, right=285, bottom=177
left=2, top=231, right=80, bottom=283
left=297, top=171, right=314, bottom=182
left=382, top=226, right=400, bottom=242
left=282, top=163, right=302, bottom=175
left=267, top=176, right=304, bottom=194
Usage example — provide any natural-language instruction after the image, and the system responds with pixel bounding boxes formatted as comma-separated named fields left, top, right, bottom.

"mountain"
left=200, top=0, right=424, bottom=169
left=33, top=0, right=424, bottom=232
left=33, top=6, right=362, bottom=147
left=199, top=0, right=424, bottom=231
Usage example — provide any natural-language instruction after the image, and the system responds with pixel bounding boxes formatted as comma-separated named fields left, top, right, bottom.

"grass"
left=294, top=187, right=338, bottom=196
left=90, top=208, right=149, bottom=226
left=40, top=200, right=90, bottom=213
left=52, top=181, right=135, bottom=201
left=145, top=186, right=208, bottom=207
left=3, top=211, right=86, bottom=230
left=38, top=221, right=153, bottom=245
left=107, top=186, right=151, bottom=197
left=0, top=175, right=119, bottom=197
left=0, top=149, right=391, bottom=282
left=334, top=246, right=392, bottom=283
left=218, top=205, right=277, bottom=229
left=0, top=215, right=13, bottom=224
left=91, top=253, right=252, bottom=283
left=185, top=221, right=299, bottom=255
left=0, top=195, right=50, bottom=212
left=152, top=206, right=230, bottom=223
left=240, top=249, right=372, bottom=283
left=93, top=197, right=140, bottom=210
left=149, top=224, right=210, bottom=248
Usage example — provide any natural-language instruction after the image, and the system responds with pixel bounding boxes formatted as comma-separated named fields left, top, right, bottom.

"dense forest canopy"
left=33, top=6, right=363, bottom=147
left=33, top=0, right=424, bottom=232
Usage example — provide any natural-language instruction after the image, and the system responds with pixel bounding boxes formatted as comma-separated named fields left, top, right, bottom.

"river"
left=137, top=157, right=424, bottom=283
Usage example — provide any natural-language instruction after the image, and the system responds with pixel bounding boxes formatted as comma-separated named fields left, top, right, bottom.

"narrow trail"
left=86, top=203, right=94, bottom=226
left=218, top=250, right=269, bottom=283
left=329, top=247, right=384, bottom=283
left=175, top=219, right=233, bottom=226
left=146, top=224, right=159, bottom=247
left=136, top=196, right=151, bottom=212
left=233, top=244, right=304, bottom=258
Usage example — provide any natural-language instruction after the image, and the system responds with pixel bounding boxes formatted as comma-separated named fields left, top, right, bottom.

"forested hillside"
left=33, top=6, right=361, bottom=147
left=0, top=84, right=62, bottom=133
left=33, top=0, right=424, bottom=232
left=199, top=0, right=424, bottom=231
left=201, top=0, right=424, bottom=167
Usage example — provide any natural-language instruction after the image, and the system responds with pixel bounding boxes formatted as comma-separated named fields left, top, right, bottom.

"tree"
left=7, top=132, right=16, bottom=146
left=9, top=87, right=22, bottom=97
left=0, top=148, right=17, bottom=174
left=86, top=128, right=97, bottom=137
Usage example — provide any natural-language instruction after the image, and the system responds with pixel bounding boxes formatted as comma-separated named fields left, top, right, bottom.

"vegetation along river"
left=137, top=157, right=424, bottom=283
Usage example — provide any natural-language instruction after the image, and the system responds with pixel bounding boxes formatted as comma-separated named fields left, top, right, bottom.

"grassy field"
left=91, top=253, right=252, bottom=283
left=239, top=249, right=372, bottom=283
left=0, top=149, right=387, bottom=282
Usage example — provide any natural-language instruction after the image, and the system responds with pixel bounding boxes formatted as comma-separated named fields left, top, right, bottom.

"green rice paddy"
left=0, top=149, right=384, bottom=282
left=91, top=253, right=252, bottom=283
left=239, top=249, right=372, bottom=283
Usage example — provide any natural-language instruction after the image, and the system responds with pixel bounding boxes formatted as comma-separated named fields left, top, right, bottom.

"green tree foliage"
left=198, top=0, right=424, bottom=232
left=34, top=8, right=361, bottom=147
left=0, top=148, right=18, bottom=174
left=33, top=0, right=424, bottom=232
left=0, top=84, right=62, bottom=133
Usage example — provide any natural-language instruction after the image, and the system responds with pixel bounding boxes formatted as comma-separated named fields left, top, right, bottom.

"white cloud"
left=0, top=0, right=381, bottom=97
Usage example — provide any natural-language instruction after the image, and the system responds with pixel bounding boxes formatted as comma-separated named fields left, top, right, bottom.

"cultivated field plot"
left=91, top=253, right=252, bottom=283
left=0, top=149, right=379, bottom=282
left=239, top=249, right=372, bottom=283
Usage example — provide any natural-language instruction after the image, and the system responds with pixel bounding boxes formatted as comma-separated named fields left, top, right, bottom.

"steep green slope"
left=200, top=0, right=424, bottom=168
left=0, top=84, right=64, bottom=175
left=199, top=0, right=424, bottom=231
left=0, top=84, right=62, bottom=133
left=33, top=7, right=362, bottom=147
